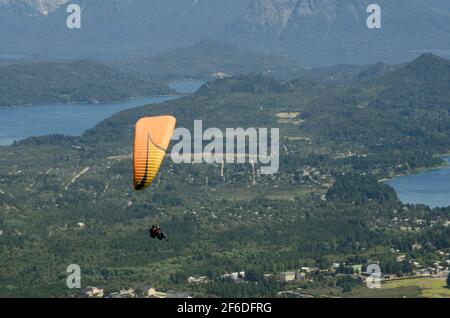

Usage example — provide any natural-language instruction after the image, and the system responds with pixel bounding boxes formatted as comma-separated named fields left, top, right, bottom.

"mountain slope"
left=224, top=0, right=450, bottom=65
left=376, top=54, right=450, bottom=86
left=296, top=54, right=450, bottom=157
left=365, top=54, right=450, bottom=109
left=0, top=0, right=69, bottom=15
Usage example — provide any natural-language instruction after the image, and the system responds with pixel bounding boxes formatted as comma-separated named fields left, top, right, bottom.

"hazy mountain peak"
left=401, top=53, right=450, bottom=78
left=374, top=54, right=450, bottom=91
left=245, top=0, right=298, bottom=28
left=0, top=0, right=69, bottom=15
left=409, top=53, right=450, bottom=67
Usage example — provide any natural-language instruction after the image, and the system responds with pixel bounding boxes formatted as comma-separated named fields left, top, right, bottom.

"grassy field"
left=348, top=276, right=450, bottom=298
left=384, top=276, right=450, bottom=298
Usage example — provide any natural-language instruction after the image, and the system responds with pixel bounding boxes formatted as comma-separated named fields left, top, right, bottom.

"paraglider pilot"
left=149, top=225, right=168, bottom=241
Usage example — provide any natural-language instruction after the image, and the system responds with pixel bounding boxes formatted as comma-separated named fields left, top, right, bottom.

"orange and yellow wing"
left=133, top=116, right=176, bottom=190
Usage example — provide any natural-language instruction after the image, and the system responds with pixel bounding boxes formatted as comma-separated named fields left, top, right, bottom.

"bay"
left=0, top=80, right=204, bottom=146
left=388, top=157, right=450, bottom=208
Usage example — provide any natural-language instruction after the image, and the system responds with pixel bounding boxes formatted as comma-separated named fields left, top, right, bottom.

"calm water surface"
left=0, top=80, right=205, bottom=146
left=388, top=157, right=450, bottom=208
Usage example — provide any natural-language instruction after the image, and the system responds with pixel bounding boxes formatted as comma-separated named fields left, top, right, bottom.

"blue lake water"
left=0, top=80, right=204, bottom=146
left=388, top=157, right=450, bottom=208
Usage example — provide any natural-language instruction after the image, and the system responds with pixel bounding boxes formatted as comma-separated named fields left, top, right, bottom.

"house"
left=279, top=272, right=296, bottom=283
left=211, top=72, right=230, bottom=79
left=77, top=222, right=86, bottom=229
left=416, top=269, right=431, bottom=276
left=229, top=271, right=246, bottom=281
left=137, top=286, right=191, bottom=298
left=80, top=286, right=104, bottom=298
left=300, top=266, right=319, bottom=273
left=221, top=271, right=246, bottom=281
left=351, top=265, right=363, bottom=274
left=102, top=288, right=135, bottom=299
left=187, top=276, right=208, bottom=284
left=146, top=288, right=168, bottom=299
left=295, top=272, right=306, bottom=281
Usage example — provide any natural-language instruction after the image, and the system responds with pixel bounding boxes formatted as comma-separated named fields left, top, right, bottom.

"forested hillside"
left=0, top=54, right=449, bottom=297
left=0, top=60, right=172, bottom=107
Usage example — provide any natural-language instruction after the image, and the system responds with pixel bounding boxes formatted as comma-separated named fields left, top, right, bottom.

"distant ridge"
left=0, top=60, right=171, bottom=106
left=110, top=41, right=303, bottom=80
left=363, top=54, right=450, bottom=108
left=372, top=54, right=450, bottom=89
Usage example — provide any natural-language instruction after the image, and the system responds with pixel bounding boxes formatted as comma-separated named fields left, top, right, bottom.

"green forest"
left=0, top=60, right=172, bottom=107
left=0, top=54, right=449, bottom=298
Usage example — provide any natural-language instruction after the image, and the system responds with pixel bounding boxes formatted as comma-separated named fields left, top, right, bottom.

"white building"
left=279, top=272, right=296, bottom=283
left=187, top=276, right=208, bottom=284
left=81, top=286, right=104, bottom=298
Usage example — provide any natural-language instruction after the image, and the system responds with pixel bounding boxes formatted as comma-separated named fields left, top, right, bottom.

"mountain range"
left=1, top=0, right=449, bottom=66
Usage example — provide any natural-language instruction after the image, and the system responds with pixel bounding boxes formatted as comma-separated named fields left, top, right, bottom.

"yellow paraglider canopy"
left=133, top=116, right=176, bottom=190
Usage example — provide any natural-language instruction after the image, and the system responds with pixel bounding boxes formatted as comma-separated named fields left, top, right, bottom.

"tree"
left=246, top=268, right=264, bottom=282
left=401, top=260, right=413, bottom=275
left=170, top=272, right=186, bottom=284
left=336, top=275, right=359, bottom=293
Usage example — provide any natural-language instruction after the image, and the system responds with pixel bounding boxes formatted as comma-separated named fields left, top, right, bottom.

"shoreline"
left=0, top=79, right=205, bottom=109
left=379, top=154, right=450, bottom=182
left=0, top=80, right=204, bottom=147
left=0, top=93, right=179, bottom=109
left=0, top=94, right=178, bottom=147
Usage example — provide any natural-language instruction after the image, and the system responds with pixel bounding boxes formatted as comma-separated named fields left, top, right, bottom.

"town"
left=79, top=256, right=450, bottom=298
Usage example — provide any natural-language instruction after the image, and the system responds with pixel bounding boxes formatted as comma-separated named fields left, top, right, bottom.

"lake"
left=388, top=157, right=450, bottom=208
left=0, top=80, right=204, bottom=146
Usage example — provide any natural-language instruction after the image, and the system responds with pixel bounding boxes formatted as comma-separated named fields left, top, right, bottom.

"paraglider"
left=133, top=116, right=176, bottom=242
left=133, top=116, right=176, bottom=190
left=149, top=225, right=168, bottom=241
